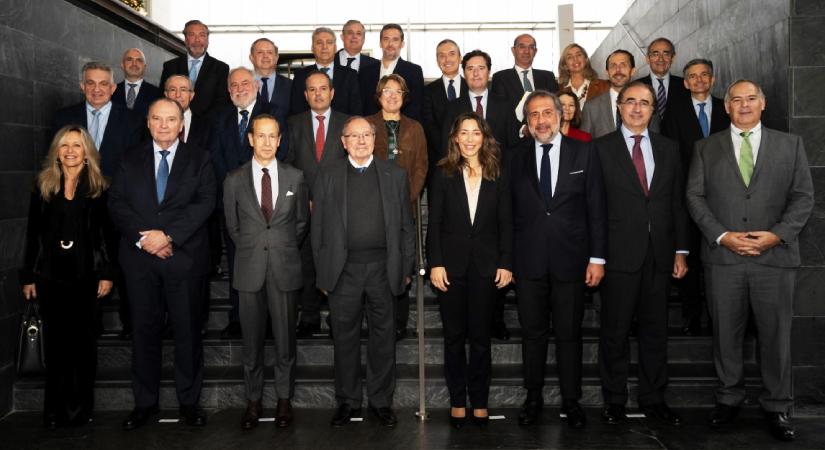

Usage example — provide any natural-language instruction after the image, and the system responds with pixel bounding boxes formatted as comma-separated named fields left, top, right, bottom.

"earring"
left=84, top=159, right=89, bottom=165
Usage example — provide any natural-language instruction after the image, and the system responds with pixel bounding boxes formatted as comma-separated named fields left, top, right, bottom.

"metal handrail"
left=414, top=196, right=428, bottom=421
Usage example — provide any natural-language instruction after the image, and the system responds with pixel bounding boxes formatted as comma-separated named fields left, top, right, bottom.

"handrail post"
left=414, top=196, right=428, bottom=421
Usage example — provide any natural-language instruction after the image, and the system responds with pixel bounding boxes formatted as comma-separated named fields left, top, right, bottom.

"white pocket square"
left=569, top=170, right=584, bottom=175
left=286, top=191, right=294, bottom=197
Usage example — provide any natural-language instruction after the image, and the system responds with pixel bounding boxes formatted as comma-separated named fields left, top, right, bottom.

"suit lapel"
left=375, top=160, right=393, bottom=233
left=334, top=163, right=348, bottom=231
left=525, top=142, right=541, bottom=199
left=241, top=163, right=266, bottom=223
left=721, top=130, right=747, bottom=188
left=551, top=140, right=575, bottom=205
left=271, top=161, right=290, bottom=220
left=750, top=129, right=768, bottom=186
left=648, top=135, right=665, bottom=194
left=195, top=54, right=212, bottom=91
left=612, top=132, right=647, bottom=198
left=508, top=69, right=523, bottom=95
left=450, top=172, right=473, bottom=228
left=163, top=142, right=191, bottom=207
left=142, top=144, right=159, bottom=208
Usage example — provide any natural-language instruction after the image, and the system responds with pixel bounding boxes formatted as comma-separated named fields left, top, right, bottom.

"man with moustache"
left=637, top=38, right=689, bottom=123
left=491, top=34, right=559, bottom=112
left=249, top=38, right=292, bottom=132
left=113, top=48, right=161, bottom=116
left=423, top=39, right=467, bottom=172
left=335, top=19, right=380, bottom=73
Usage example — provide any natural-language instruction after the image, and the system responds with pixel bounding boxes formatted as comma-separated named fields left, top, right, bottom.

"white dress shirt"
left=467, top=89, right=489, bottom=119
left=182, top=109, right=192, bottom=143
left=339, top=50, right=362, bottom=72
left=379, top=58, right=399, bottom=79
left=311, top=107, right=332, bottom=142
left=237, top=99, right=257, bottom=126
left=442, top=75, right=462, bottom=99
left=515, top=66, right=535, bottom=91
left=348, top=155, right=374, bottom=169
left=252, top=158, right=278, bottom=208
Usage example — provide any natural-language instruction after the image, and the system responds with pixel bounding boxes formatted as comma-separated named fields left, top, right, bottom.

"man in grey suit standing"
left=223, top=114, right=309, bottom=430
left=686, top=79, right=813, bottom=442
left=312, top=116, right=415, bottom=428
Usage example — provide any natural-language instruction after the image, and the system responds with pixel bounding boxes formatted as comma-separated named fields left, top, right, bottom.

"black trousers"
left=677, top=223, right=704, bottom=322
left=39, top=278, right=99, bottom=421
left=221, top=213, right=240, bottom=324
left=297, top=231, right=323, bottom=326
left=438, top=262, right=495, bottom=408
left=517, top=274, right=584, bottom=402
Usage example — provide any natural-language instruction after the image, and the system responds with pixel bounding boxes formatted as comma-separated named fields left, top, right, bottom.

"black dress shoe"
left=518, top=399, right=543, bottom=426
left=601, top=404, right=627, bottom=424
left=221, top=321, right=242, bottom=339
left=69, top=410, right=93, bottom=427
left=765, top=412, right=795, bottom=441
left=641, top=403, right=682, bottom=426
left=449, top=412, right=466, bottom=429
left=43, top=413, right=59, bottom=430
left=395, top=328, right=407, bottom=342
left=122, top=406, right=159, bottom=431
left=707, top=403, right=739, bottom=428
left=331, top=404, right=361, bottom=426
left=562, top=401, right=586, bottom=429
left=296, top=321, right=320, bottom=339
left=275, top=399, right=292, bottom=428
left=492, top=323, right=510, bottom=341
left=471, top=411, right=489, bottom=428
left=681, top=317, right=701, bottom=336
left=179, top=405, right=207, bottom=426
left=241, top=400, right=262, bottom=430
left=370, top=406, right=398, bottom=427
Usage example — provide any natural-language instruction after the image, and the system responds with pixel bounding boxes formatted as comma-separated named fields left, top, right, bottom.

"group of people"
left=19, top=17, right=813, bottom=444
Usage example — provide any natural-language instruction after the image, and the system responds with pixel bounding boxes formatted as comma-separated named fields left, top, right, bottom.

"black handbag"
left=17, top=300, right=46, bottom=376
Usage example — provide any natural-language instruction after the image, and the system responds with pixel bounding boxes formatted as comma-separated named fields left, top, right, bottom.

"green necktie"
left=739, top=131, right=754, bottom=186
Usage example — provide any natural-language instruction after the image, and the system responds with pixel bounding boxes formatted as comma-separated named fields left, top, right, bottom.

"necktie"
left=631, top=135, right=649, bottom=196
left=539, top=144, right=553, bottom=210
left=156, top=150, right=170, bottom=203
left=385, top=120, right=399, bottom=160
left=260, top=77, right=270, bottom=103
left=615, top=105, right=622, bottom=130
left=90, top=109, right=102, bottom=150
left=189, top=59, right=201, bottom=83
left=739, top=131, right=754, bottom=186
left=522, top=70, right=533, bottom=92
left=238, top=110, right=249, bottom=146
left=698, top=102, right=709, bottom=138
left=320, top=67, right=329, bottom=75
left=126, top=83, right=137, bottom=110
left=656, top=78, right=667, bottom=118
left=346, top=57, right=356, bottom=68
left=356, top=166, right=367, bottom=174
left=315, top=115, right=325, bottom=162
left=475, top=96, right=484, bottom=118
left=447, top=79, right=456, bottom=101
left=179, top=124, right=186, bottom=143
left=261, top=167, right=273, bottom=222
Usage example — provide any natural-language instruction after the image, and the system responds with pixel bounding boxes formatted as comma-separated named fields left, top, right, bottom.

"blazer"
left=638, top=73, right=690, bottom=121
left=422, top=77, right=468, bottom=168
left=223, top=160, right=309, bottom=292
left=290, top=64, right=362, bottom=116
left=365, top=112, right=428, bottom=207
left=333, top=49, right=380, bottom=73
left=582, top=78, right=610, bottom=104
left=160, top=52, right=230, bottom=117
left=53, top=102, right=144, bottom=177
left=491, top=67, right=560, bottom=109
left=260, top=73, right=292, bottom=127
left=508, top=137, right=607, bottom=281
left=580, top=90, right=660, bottom=139
left=112, top=80, right=162, bottom=117
left=108, top=140, right=217, bottom=277
left=440, top=91, right=520, bottom=161
left=285, top=109, right=349, bottom=198
left=686, top=127, right=814, bottom=267
left=311, top=158, right=415, bottom=296
left=360, top=58, right=425, bottom=121
left=427, top=166, right=512, bottom=277
left=662, top=95, right=729, bottom=172
left=185, top=111, right=212, bottom=151
left=594, top=130, right=690, bottom=273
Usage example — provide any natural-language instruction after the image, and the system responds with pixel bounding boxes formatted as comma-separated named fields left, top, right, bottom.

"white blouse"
left=462, top=167, right=482, bottom=225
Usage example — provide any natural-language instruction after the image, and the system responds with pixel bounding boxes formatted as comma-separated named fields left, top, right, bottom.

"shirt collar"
left=187, top=53, right=205, bottom=64
left=238, top=99, right=256, bottom=115
left=620, top=125, right=650, bottom=140
left=125, top=78, right=144, bottom=87
left=348, top=155, right=374, bottom=169
left=153, top=138, right=180, bottom=153
left=535, top=132, right=562, bottom=151
left=731, top=121, right=762, bottom=135
left=252, top=157, right=276, bottom=173
left=86, top=101, right=112, bottom=114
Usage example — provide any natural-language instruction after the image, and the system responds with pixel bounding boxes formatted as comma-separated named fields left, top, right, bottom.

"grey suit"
left=581, top=90, right=660, bottom=139
left=686, top=126, right=814, bottom=413
left=223, top=160, right=309, bottom=400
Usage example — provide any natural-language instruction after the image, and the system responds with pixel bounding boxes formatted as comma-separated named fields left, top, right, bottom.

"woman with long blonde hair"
left=557, top=43, right=610, bottom=108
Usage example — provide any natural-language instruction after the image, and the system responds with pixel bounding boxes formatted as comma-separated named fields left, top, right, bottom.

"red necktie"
left=475, top=96, right=484, bottom=118
left=315, top=115, right=325, bottom=162
left=261, top=167, right=273, bottom=222
left=631, top=135, right=649, bottom=196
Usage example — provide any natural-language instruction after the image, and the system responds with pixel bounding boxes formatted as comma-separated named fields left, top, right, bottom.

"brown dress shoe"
left=241, top=400, right=262, bottom=430
left=276, top=399, right=292, bottom=428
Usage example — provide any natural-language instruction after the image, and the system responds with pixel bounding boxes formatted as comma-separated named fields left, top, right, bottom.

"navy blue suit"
left=360, top=58, right=424, bottom=121
left=112, top=80, right=162, bottom=117
left=290, top=65, right=362, bottom=116
left=259, top=73, right=292, bottom=127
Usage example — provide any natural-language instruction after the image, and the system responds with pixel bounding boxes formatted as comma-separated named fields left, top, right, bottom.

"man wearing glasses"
left=637, top=37, right=690, bottom=122
left=491, top=34, right=560, bottom=113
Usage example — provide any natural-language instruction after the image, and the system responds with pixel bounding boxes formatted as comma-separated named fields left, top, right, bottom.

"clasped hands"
left=720, top=231, right=780, bottom=257
left=140, top=229, right=173, bottom=259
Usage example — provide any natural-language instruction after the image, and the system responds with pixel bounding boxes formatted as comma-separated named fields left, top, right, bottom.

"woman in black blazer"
left=428, top=112, right=513, bottom=428
left=20, top=125, right=116, bottom=429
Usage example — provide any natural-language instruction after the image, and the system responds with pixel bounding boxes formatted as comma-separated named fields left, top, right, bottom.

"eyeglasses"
left=648, top=51, right=673, bottom=59
left=621, top=99, right=653, bottom=108
left=343, top=132, right=375, bottom=140
left=381, top=88, right=404, bottom=96
left=514, top=44, right=537, bottom=51
left=165, top=88, right=192, bottom=94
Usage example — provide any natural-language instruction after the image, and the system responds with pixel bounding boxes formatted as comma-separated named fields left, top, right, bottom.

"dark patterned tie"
left=238, top=110, right=249, bottom=146
left=260, top=77, right=270, bottom=103
left=346, top=57, right=356, bottom=68
left=126, top=83, right=137, bottom=109
left=261, top=167, right=273, bottom=222
left=447, top=79, right=456, bottom=101
left=656, top=78, right=667, bottom=118
left=475, top=96, right=484, bottom=118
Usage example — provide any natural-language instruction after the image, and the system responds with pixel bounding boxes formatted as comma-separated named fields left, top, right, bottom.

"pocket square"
left=286, top=191, right=294, bottom=197
left=569, top=170, right=584, bottom=175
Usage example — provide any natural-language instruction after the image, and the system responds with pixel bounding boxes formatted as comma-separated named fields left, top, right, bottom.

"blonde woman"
left=557, top=43, right=610, bottom=108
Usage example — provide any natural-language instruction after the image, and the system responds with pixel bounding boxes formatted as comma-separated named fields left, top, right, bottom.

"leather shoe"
left=221, top=321, right=242, bottom=339
left=122, top=406, right=159, bottom=431
left=601, top=404, right=627, bottom=424
left=449, top=408, right=466, bottom=429
left=641, top=403, right=682, bottom=426
left=240, top=400, right=262, bottom=430
left=275, top=399, right=292, bottom=428
left=472, top=410, right=489, bottom=428
left=43, top=413, right=59, bottom=430
left=681, top=317, right=701, bottom=336
left=492, top=323, right=510, bottom=341
left=370, top=406, right=398, bottom=427
left=179, top=405, right=207, bottom=426
left=517, top=399, right=543, bottom=426
left=562, top=400, right=586, bottom=429
left=296, top=321, right=320, bottom=339
left=765, top=411, right=795, bottom=441
left=707, top=403, right=739, bottom=428
left=331, top=404, right=361, bottom=426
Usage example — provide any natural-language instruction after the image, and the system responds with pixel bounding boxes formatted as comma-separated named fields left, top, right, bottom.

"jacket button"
left=546, top=212, right=551, bottom=216
left=263, top=247, right=268, bottom=251
left=742, top=218, right=748, bottom=222
left=266, top=226, right=271, bottom=229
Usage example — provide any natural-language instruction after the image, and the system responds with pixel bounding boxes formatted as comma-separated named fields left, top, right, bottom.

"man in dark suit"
left=335, top=19, right=380, bottom=73
left=164, top=75, right=211, bottom=150
left=223, top=114, right=308, bottom=429
left=491, top=34, right=560, bottom=114
left=160, top=20, right=230, bottom=118
left=312, top=116, right=415, bottom=428
left=108, top=98, right=216, bottom=430
left=637, top=37, right=689, bottom=123
left=423, top=39, right=467, bottom=172
left=113, top=48, right=161, bottom=117
left=663, top=58, right=730, bottom=335
left=595, top=81, right=689, bottom=426
left=510, top=90, right=607, bottom=428
left=360, top=23, right=425, bottom=121
left=286, top=71, right=350, bottom=337
left=687, top=80, right=814, bottom=442
left=249, top=38, right=292, bottom=136
left=290, top=27, right=362, bottom=116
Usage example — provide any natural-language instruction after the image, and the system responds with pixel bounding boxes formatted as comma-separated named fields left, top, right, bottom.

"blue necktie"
left=239, top=110, right=249, bottom=145
left=89, top=109, right=102, bottom=150
left=698, top=102, right=709, bottom=138
left=539, top=144, right=553, bottom=210
left=260, top=77, right=270, bottom=103
left=447, top=79, right=456, bottom=101
left=189, top=59, right=201, bottom=83
left=156, top=150, right=170, bottom=203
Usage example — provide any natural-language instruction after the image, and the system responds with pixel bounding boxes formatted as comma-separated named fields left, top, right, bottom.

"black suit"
left=491, top=67, right=559, bottom=110
left=290, top=65, right=362, bottom=116
left=258, top=73, right=292, bottom=127
left=440, top=92, right=520, bottom=162
left=112, top=80, right=162, bottom=117
left=184, top=111, right=212, bottom=150
left=108, top=140, right=216, bottom=409
left=422, top=77, right=467, bottom=170
left=360, top=58, right=425, bottom=121
left=594, top=130, right=689, bottom=406
left=638, top=74, right=690, bottom=123
left=160, top=52, right=230, bottom=117
left=509, top=136, right=607, bottom=402
left=334, top=49, right=379, bottom=73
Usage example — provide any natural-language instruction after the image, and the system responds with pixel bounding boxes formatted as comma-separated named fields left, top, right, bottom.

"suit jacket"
left=311, top=158, right=415, bottom=295
left=662, top=95, right=729, bottom=172
left=185, top=111, right=212, bottom=151
left=580, top=90, right=660, bottom=139
left=491, top=67, right=560, bottom=110
left=290, top=64, right=362, bottom=116
left=509, top=137, right=607, bottom=281
left=53, top=102, right=144, bottom=177
left=112, top=80, right=162, bottom=117
left=427, top=166, right=512, bottom=278
left=334, top=49, right=380, bottom=73
left=365, top=112, right=428, bottom=206
left=360, top=58, right=425, bottom=121
left=595, top=130, right=689, bottom=273
left=423, top=77, right=467, bottom=167
left=285, top=109, right=349, bottom=198
left=108, top=140, right=217, bottom=277
left=440, top=91, right=520, bottom=160
left=223, top=160, right=308, bottom=292
left=160, top=52, right=230, bottom=117
left=686, top=127, right=814, bottom=267
left=260, top=73, right=292, bottom=126
left=638, top=73, right=690, bottom=123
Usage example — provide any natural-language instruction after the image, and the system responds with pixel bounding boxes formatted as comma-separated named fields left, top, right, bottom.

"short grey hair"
left=312, top=27, right=336, bottom=41
left=164, top=74, right=194, bottom=91
left=522, top=90, right=562, bottom=121
left=724, top=79, right=765, bottom=104
left=81, top=61, right=115, bottom=84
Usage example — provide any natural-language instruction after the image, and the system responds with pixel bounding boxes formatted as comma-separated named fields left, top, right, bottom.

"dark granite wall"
left=591, top=0, right=825, bottom=409
left=0, top=0, right=181, bottom=416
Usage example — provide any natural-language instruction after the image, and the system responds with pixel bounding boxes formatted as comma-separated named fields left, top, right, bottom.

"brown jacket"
left=366, top=112, right=428, bottom=213
left=585, top=78, right=610, bottom=102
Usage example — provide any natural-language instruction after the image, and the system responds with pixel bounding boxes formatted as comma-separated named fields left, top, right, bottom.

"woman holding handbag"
left=20, top=125, right=116, bottom=429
